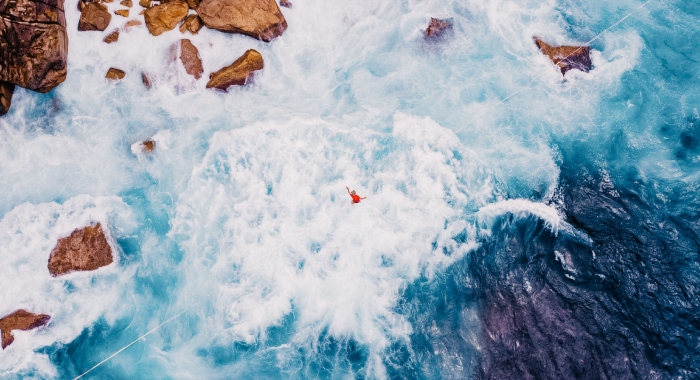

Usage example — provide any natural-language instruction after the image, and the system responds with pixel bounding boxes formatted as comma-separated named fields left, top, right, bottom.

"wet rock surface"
left=0, top=81, right=14, bottom=116
left=470, top=164, right=700, bottom=379
left=197, top=0, right=287, bottom=41
left=425, top=17, right=451, bottom=39
left=48, top=223, right=113, bottom=277
left=534, top=37, right=591, bottom=76
left=179, top=13, right=201, bottom=34
left=78, top=2, right=111, bottom=31
left=0, top=309, right=50, bottom=349
left=206, top=48, right=263, bottom=90
left=279, top=0, right=290, bottom=8
left=143, top=0, right=188, bottom=36
left=172, top=39, right=203, bottom=79
left=103, top=28, right=119, bottom=43
left=142, top=139, right=155, bottom=151
left=0, top=0, right=68, bottom=98
left=106, top=67, right=125, bottom=80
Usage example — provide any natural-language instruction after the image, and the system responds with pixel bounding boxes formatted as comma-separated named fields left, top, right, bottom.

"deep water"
left=1, top=0, right=700, bottom=379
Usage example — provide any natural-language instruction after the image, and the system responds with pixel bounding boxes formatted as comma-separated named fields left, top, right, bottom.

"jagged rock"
left=143, top=0, right=188, bottom=36
left=106, top=68, right=125, bottom=81
left=179, top=14, right=202, bottom=34
left=103, top=29, right=119, bottom=43
left=78, top=2, right=112, bottom=31
left=0, top=0, right=68, bottom=100
left=185, top=0, right=199, bottom=9
left=197, top=0, right=287, bottom=42
left=124, top=19, right=141, bottom=29
left=207, top=49, right=262, bottom=90
left=0, top=310, right=50, bottom=349
left=0, top=82, right=14, bottom=116
left=103, top=0, right=113, bottom=3
left=171, top=39, right=203, bottom=79
left=279, top=0, right=290, bottom=7
left=48, top=224, right=113, bottom=277
left=120, top=0, right=133, bottom=6
left=425, top=17, right=451, bottom=38
left=139, top=0, right=151, bottom=7
left=142, top=139, right=155, bottom=151
left=533, top=37, right=591, bottom=76
left=142, top=72, right=152, bottom=88
left=114, top=9, right=129, bottom=17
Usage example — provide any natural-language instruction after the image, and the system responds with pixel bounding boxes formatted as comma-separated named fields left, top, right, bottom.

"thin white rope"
left=431, top=0, right=653, bottom=150
left=72, top=290, right=215, bottom=380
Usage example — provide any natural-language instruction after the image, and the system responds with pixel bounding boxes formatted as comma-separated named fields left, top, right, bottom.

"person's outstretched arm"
left=360, top=197, right=366, bottom=200
left=346, top=187, right=352, bottom=195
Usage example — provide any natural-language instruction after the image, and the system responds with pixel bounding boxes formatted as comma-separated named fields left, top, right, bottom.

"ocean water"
left=1, top=0, right=699, bottom=378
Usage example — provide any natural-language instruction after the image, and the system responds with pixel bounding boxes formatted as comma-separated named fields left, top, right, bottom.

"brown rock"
left=120, top=0, right=133, bottom=6
left=79, top=2, right=112, bottom=31
left=142, top=72, right=152, bottom=88
left=425, top=17, right=451, bottom=38
left=279, top=0, right=290, bottom=8
left=533, top=37, right=591, bottom=76
left=124, top=19, right=142, bottom=30
left=115, top=9, right=129, bottom=17
left=207, top=49, right=263, bottom=90
left=0, top=0, right=69, bottom=99
left=103, top=29, right=119, bottom=43
left=185, top=0, right=199, bottom=8
left=0, top=82, right=14, bottom=116
left=171, top=39, right=203, bottom=79
left=179, top=14, right=202, bottom=34
left=143, top=1, right=189, bottom=36
left=139, top=0, right=151, bottom=7
left=48, top=224, right=113, bottom=277
left=142, top=139, right=155, bottom=151
left=104, top=0, right=114, bottom=3
left=106, top=68, right=126, bottom=81
left=197, top=0, right=287, bottom=42
left=0, top=310, right=50, bottom=349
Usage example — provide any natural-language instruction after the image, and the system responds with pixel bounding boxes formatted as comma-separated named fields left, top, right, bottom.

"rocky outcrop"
left=139, top=0, right=150, bottom=7
left=206, top=49, right=262, bottom=90
left=197, top=0, right=286, bottom=42
left=0, top=310, right=50, bottom=349
left=179, top=14, right=202, bottom=34
left=172, top=39, right=203, bottom=79
left=0, top=82, right=14, bottom=116
left=185, top=0, right=199, bottom=9
left=0, top=0, right=68, bottom=99
left=103, top=29, right=119, bottom=43
left=47, top=223, right=113, bottom=277
left=105, top=67, right=125, bottom=80
left=425, top=17, right=450, bottom=39
left=533, top=37, right=591, bottom=76
left=143, top=0, right=188, bottom=36
left=142, top=139, right=154, bottom=151
left=78, top=2, right=111, bottom=31
left=279, top=0, right=290, bottom=8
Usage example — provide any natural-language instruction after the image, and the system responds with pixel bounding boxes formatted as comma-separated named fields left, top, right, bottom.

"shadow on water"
left=469, top=163, right=700, bottom=380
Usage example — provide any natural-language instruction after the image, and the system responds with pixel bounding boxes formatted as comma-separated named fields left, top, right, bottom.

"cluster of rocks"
left=81, top=0, right=287, bottom=91
left=0, top=224, right=113, bottom=349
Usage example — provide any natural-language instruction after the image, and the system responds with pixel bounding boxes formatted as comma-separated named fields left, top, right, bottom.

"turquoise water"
left=1, top=0, right=699, bottom=378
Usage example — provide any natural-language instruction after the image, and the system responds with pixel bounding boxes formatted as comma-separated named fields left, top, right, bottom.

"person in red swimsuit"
left=347, top=187, right=366, bottom=204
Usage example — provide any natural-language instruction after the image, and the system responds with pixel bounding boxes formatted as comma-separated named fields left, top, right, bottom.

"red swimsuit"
left=352, top=194, right=361, bottom=203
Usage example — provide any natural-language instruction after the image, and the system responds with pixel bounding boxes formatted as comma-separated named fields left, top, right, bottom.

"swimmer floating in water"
left=347, top=187, right=366, bottom=204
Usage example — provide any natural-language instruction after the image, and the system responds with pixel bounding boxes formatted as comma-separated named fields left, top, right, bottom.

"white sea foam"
left=0, top=195, right=136, bottom=378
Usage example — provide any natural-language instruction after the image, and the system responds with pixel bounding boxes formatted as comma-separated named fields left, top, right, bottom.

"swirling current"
left=1, top=0, right=699, bottom=379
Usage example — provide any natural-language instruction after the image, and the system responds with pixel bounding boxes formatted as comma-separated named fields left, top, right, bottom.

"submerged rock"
left=0, top=82, right=14, bottom=116
left=0, top=310, right=50, bottom=349
left=124, top=19, right=142, bottom=30
left=179, top=14, right=202, bottom=34
left=0, top=0, right=68, bottom=100
left=533, top=37, right=591, bottom=76
left=104, top=29, right=120, bottom=43
left=106, top=68, right=126, bottom=81
left=425, top=17, right=451, bottom=39
left=197, top=0, right=287, bottom=42
left=78, top=2, right=112, bottom=31
left=143, top=0, right=189, bottom=36
left=48, top=223, right=113, bottom=277
left=172, top=39, right=203, bottom=79
left=142, top=72, right=152, bottom=88
left=206, top=49, right=263, bottom=90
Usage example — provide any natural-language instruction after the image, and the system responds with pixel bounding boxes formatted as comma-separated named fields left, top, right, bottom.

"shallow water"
left=1, top=0, right=699, bottom=378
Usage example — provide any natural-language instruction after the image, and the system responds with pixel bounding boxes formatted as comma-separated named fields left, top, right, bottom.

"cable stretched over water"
left=431, top=0, right=653, bottom=150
